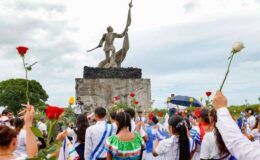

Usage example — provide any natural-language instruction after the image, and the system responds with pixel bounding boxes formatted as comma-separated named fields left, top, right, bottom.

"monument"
left=76, top=0, right=152, bottom=112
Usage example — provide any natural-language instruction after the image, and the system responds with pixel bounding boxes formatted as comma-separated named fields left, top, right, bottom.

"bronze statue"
left=87, top=0, right=133, bottom=68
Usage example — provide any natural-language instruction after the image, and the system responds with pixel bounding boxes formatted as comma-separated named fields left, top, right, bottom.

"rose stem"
left=220, top=53, right=235, bottom=91
left=22, top=56, right=29, bottom=104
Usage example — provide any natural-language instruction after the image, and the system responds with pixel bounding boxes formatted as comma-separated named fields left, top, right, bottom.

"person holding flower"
left=0, top=104, right=38, bottom=159
left=212, top=91, right=260, bottom=159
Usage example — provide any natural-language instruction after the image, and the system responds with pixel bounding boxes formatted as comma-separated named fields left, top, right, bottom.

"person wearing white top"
left=244, top=108, right=256, bottom=134
left=0, top=105, right=38, bottom=159
left=125, top=108, right=148, bottom=141
left=247, top=116, right=260, bottom=142
left=109, top=111, right=118, bottom=135
left=153, top=116, right=191, bottom=160
left=37, top=117, right=47, bottom=137
left=212, top=91, right=260, bottom=160
left=249, top=128, right=260, bottom=142
left=200, top=109, right=234, bottom=160
left=84, top=107, right=113, bottom=160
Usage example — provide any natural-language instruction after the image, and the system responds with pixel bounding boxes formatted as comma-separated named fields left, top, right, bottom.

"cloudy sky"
left=0, top=0, right=259, bottom=108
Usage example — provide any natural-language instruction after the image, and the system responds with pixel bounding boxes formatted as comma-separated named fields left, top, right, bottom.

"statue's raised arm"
left=93, top=0, right=133, bottom=68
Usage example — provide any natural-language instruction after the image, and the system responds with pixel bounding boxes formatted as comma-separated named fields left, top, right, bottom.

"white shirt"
left=167, top=103, right=178, bottom=109
left=14, top=129, right=27, bottom=155
left=131, top=119, right=147, bottom=137
left=250, top=129, right=260, bottom=142
left=155, top=135, right=179, bottom=160
left=247, top=115, right=256, bottom=129
left=155, top=135, right=194, bottom=160
left=216, top=108, right=260, bottom=160
left=72, top=104, right=82, bottom=115
left=111, top=122, right=118, bottom=135
left=37, top=121, right=47, bottom=134
left=84, top=120, right=113, bottom=159
left=136, top=116, right=146, bottom=122
left=200, top=131, right=230, bottom=160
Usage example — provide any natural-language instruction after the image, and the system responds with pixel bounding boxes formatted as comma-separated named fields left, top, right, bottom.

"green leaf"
left=38, top=150, right=46, bottom=158
left=31, top=126, right=44, bottom=138
left=46, top=145, right=57, bottom=154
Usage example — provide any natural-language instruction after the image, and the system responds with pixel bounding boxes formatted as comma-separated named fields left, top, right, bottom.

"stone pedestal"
left=75, top=67, right=151, bottom=112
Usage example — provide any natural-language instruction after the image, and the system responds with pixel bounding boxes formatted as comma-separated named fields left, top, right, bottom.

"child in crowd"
left=106, top=112, right=145, bottom=160
left=125, top=108, right=148, bottom=142
left=153, top=116, right=190, bottom=160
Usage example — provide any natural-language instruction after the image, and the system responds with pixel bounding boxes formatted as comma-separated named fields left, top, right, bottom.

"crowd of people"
left=0, top=91, right=260, bottom=160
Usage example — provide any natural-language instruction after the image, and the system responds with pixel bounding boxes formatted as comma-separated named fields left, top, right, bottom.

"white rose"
left=231, top=41, right=245, bottom=54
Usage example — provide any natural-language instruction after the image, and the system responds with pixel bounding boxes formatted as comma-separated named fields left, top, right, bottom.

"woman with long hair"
left=106, top=112, right=145, bottom=160
left=153, top=116, right=190, bottom=160
left=73, top=114, right=89, bottom=160
left=200, top=109, right=235, bottom=159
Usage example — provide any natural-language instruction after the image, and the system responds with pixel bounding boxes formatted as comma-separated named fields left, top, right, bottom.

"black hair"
left=168, top=116, right=190, bottom=160
left=210, top=109, right=230, bottom=157
left=183, top=118, right=192, bottom=130
left=110, top=112, right=117, bottom=120
left=2, top=109, right=11, bottom=115
left=116, top=112, right=131, bottom=134
left=94, top=107, right=106, bottom=118
left=152, top=116, right=159, bottom=124
left=13, top=118, right=24, bottom=133
left=200, top=108, right=210, bottom=124
left=124, top=108, right=135, bottom=119
left=75, top=114, right=89, bottom=143
left=245, top=108, right=255, bottom=116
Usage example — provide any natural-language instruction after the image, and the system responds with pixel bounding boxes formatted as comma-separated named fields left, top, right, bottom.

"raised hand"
left=212, top=90, right=228, bottom=110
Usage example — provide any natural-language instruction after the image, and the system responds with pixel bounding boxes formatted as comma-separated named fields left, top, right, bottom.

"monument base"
left=75, top=78, right=151, bottom=112
left=76, top=66, right=151, bottom=112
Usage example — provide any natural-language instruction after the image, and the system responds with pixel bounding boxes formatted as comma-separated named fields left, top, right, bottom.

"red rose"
left=114, top=96, right=120, bottom=101
left=157, top=111, right=163, bottom=117
left=205, top=91, right=212, bottom=97
left=16, top=46, right=29, bottom=56
left=45, top=105, right=64, bottom=120
left=133, top=100, right=139, bottom=105
left=194, top=109, right=200, bottom=118
left=148, top=113, right=154, bottom=120
left=129, top=92, right=135, bottom=98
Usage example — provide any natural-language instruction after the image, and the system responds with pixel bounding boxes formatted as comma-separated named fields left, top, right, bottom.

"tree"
left=0, top=79, right=48, bottom=114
